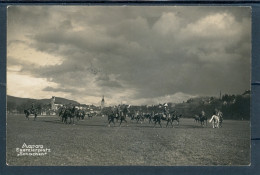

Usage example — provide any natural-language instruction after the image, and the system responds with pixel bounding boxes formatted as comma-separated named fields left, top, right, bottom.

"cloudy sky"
left=7, top=6, right=251, bottom=105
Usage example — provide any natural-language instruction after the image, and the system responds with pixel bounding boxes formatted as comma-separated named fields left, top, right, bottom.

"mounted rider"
left=122, top=105, right=129, bottom=117
left=30, top=102, right=36, bottom=113
left=201, top=110, right=206, bottom=118
left=214, top=108, right=218, bottom=115
left=116, top=105, right=121, bottom=117
left=163, top=103, right=170, bottom=119
left=216, top=109, right=223, bottom=126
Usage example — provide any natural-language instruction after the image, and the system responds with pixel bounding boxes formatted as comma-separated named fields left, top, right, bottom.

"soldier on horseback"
left=123, top=105, right=129, bottom=117
left=201, top=110, right=205, bottom=117
left=24, top=102, right=37, bottom=120
left=107, top=108, right=116, bottom=127
left=119, top=105, right=128, bottom=126
left=216, top=109, right=223, bottom=127
left=199, top=110, right=207, bottom=126
left=31, top=102, right=35, bottom=113
left=116, top=105, right=121, bottom=118
left=163, top=104, right=170, bottom=119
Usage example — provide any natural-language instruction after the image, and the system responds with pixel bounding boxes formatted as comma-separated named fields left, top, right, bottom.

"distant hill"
left=7, top=95, right=80, bottom=106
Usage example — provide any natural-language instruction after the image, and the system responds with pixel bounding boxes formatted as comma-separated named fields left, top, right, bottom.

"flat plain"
left=6, top=114, right=250, bottom=166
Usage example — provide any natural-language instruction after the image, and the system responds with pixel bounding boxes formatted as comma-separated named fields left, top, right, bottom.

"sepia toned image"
left=6, top=6, right=251, bottom=166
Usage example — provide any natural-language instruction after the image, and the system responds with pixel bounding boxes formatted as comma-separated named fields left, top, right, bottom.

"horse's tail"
left=209, top=115, right=214, bottom=123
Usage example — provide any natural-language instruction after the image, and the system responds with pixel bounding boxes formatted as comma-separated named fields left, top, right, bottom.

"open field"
left=6, top=114, right=250, bottom=166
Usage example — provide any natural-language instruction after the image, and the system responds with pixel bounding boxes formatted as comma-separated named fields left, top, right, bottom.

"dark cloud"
left=43, top=86, right=78, bottom=93
left=7, top=6, right=251, bottom=104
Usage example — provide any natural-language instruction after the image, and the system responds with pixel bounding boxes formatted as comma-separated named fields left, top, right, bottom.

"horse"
left=119, top=110, right=128, bottom=126
left=171, top=114, right=182, bottom=126
left=24, top=109, right=37, bottom=120
left=61, top=109, right=69, bottom=124
left=58, top=108, right=66, bottom=121
left=107, top=112, right=116, bottom=127
left=76, top=110, right=85, bottom=121
left=198, top=114, right=207, bottom=126
left=193, top=115, right=200, bottom=123
left=153, top=113, right=166, bottom=128
left=144, top=113, right=153, bottom=124
left=87, top=113, right=93, bottom=119
left=165, top=114, right=173, bottom=128
left=209, top=115, right=220, bottom=128
left=149, top=113, right=154, bottom=124
left=61, top=107, right=76, bottom=124
left=135, top=113, right=145, bottom=123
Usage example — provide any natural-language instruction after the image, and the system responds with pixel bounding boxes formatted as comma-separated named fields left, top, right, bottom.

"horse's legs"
left=216, top=121, right=219, bottom=128
left=168, top=119, right=173, bottom=128
left=153, top=120, right=157, bottom=128
left=119, top=118, right=123, bottom=126
left=108, top=119, right=111, bottom=127
left=112, top=118, right=115, bottom=126
left=112, top=117, right=115, bottom=126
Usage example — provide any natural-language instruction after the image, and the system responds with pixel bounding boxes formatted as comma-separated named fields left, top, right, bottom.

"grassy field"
left=6, top=114, right=250, bottom=166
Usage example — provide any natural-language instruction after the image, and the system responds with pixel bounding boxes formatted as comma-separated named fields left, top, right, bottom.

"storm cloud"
left=7, top=6, right=251, bottom=105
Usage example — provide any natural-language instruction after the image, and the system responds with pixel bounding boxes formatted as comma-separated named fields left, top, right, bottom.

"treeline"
left=175, top=92, right=250, bottom=120
left=7, top=99, right=51, bottom=114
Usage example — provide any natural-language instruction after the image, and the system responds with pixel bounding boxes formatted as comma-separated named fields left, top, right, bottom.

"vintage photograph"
left=6, top=6, right=251, bottom=166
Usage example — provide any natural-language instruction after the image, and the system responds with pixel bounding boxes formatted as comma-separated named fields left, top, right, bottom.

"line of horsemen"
left=24, top=102, right=223, bottom=128
left=106, top=105, right=223, bottom=128
left=58, top=104, right=91, bottom=124
left=106, top=104, right=183, bottom=128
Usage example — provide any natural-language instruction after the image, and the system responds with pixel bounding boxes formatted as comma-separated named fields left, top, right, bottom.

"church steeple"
left=51, top=96, right=55, bottom=110
left=101, top=95, right=105, bottom=109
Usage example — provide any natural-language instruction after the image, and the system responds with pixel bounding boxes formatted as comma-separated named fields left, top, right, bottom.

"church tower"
left=101, top=95, right=105, bottom=110
left=51, top=96, right=56, bottom=110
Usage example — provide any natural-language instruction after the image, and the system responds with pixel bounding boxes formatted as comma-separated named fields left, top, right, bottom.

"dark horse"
left=166, top=113, right=182, bottom=127
left=61, top=107, right=76, bottom=124
left=193, top=115, right=200, bottom=123
left=153, top=113, right=166, bottom=128
left=199, top=114, right=207, bottom=126
left=119, top=108, right=128, bottom=126
left=24, top=109, right=37, bottom=120
left=134, top=113, right=145, bottom=123
left=87, top=113, right=93, bottom=119
left=76, top=109, right=85, bottom=121
left=107, top=112, right=117, bottom=127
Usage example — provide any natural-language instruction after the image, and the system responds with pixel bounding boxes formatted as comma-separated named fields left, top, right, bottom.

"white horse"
left=209, top=115, right=220, bottom=128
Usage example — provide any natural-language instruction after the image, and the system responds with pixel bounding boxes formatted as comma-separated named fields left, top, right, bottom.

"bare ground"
left=6, top=114, right=250, bottom=166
